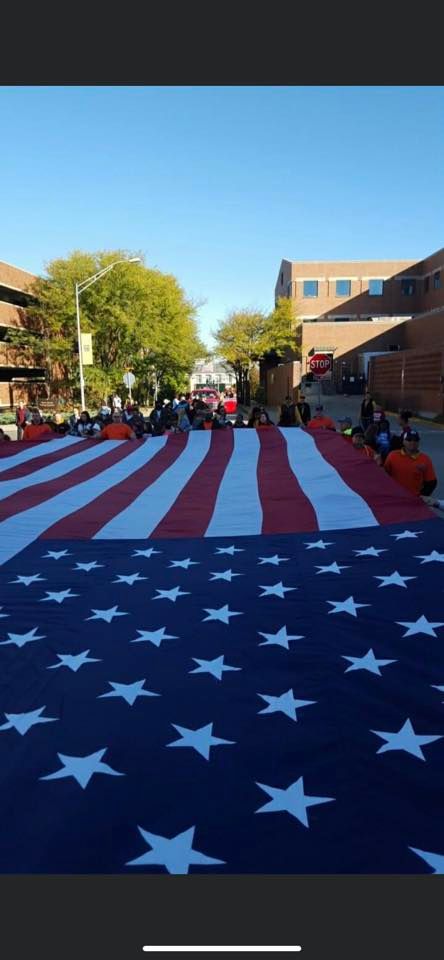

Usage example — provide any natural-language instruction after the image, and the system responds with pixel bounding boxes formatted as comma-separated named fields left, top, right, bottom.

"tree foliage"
left=6, top=250, right=206, bottom=408
left=212, top=298, right=299, bottom=402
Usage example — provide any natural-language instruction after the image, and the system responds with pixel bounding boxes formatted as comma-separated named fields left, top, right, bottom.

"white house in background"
left=190, top=357, right=236, bottom=392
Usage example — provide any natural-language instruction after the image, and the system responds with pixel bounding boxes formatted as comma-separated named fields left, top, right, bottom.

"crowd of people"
left=2, top=391, right=440, bottom=508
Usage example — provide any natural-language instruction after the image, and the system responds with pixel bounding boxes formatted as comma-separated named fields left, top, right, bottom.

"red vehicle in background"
left=191, top=387, right=238, bottom=414
left=191, top=388, right=220, bottom=411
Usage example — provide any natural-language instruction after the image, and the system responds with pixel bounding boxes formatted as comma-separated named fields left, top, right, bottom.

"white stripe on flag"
left=0, top=441, right=124, bottom=502
left=0, top=436, right=82, bottom=475
left=205, top=428, right=262, bottom=537
left=281, top=428, right=379, bottom=529
left=95, top=431, right=212, bottom=539
left=0, top=438, right=167, bottom=565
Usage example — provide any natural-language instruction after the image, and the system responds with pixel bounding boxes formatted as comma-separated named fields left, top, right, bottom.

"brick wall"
left=368, top=347, right=444, bottom=417
left=0, top=260, right=36, bottom=292
left=266, top=360, right=302, bottom=406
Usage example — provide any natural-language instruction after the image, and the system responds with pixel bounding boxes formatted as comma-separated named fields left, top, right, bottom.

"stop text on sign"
left=309, top=353, right=332, bottom=377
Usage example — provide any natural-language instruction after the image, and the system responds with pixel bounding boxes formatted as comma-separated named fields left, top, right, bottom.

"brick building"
left=267, top=248, right=444, bottom=416
left=0, top=260, right=46, bottom=408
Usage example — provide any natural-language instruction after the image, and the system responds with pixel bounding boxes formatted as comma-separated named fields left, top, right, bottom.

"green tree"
left=213, top=299, right=298, bottom=404
left=6, top=250, right=206, bottom=409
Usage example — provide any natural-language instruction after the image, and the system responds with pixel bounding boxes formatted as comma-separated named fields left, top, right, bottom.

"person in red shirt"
left=384, top=430, right=437, bottom=497
left=351, top=426, right=375, bottom=458
left=307, top=405, right=336, bottom=431
left=22, top=411, right=54, bottom=442
left=97, top=411, right=136, bottom=441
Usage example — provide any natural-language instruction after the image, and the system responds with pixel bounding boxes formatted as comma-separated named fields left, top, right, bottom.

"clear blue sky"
left=1, top=86, right=443, bottom=346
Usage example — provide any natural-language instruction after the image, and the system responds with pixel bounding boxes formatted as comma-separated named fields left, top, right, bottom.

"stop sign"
left=309, top=353, right=332, bottom=377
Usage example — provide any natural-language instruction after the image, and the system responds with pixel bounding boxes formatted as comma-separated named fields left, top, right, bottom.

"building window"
left=368, top=279, right=384, bottom=296
left=335, top=280, right=351, bottom=297
left=287, top=281, right=293, bottom=298
left=433, top=270, right=441, bottom=289
left=280, top=272, right=284, bottom=286
left=424, top=275, right=430, bottom=293
left=401, top=278, right=416, bottom=296
left=303, top=280, right=318, bottom=298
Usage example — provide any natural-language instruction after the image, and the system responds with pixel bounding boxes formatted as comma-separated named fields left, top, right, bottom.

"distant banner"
left=81, top=332, right=93, bottom=365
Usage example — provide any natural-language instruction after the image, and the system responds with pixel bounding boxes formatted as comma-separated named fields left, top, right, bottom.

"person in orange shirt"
left=97, top=411, right=136, bottom=441
left=22, top=411, right=54, bottom=442
left=384, top=430, right=437, bottom=497
left=307, top=405, right=336, bottom=431
left=351, top=426, right=375, bottom=458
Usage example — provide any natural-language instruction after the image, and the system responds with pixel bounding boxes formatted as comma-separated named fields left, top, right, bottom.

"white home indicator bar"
left=142, top=948, right=302, bottom=954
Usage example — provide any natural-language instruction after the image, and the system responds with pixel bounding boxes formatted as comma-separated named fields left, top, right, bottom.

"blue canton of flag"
left=1, top=520, right=444, bottom=874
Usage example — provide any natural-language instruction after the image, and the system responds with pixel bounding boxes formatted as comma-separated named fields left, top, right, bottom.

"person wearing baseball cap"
left=351, top=425, right=375, bottom=458
left=307, top=405, right=336, bottom=431
left=384, top=429, right=437, bottom=498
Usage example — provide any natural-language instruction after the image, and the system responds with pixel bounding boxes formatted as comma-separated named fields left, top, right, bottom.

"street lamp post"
left=75, top=257, right=141, bottom=410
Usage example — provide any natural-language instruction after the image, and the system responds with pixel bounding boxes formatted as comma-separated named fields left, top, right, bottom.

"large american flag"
left=1, top=429, right=443, bottom=874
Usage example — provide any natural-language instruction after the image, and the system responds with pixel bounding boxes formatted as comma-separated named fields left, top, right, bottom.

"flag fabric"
left=1, top=431, right=443, bottom=875
left=0, top=430, right=433, bottom=566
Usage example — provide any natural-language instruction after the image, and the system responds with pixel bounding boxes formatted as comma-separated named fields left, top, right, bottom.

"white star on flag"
left=42, top=550, right=72, bottom=559
left=255, top=776, right=335, bottom=827
left=126, top=825, right=224, bottom=874
left=168, top=559, right=200, bottom=569
left=354, top=547, right=387, bottom=557
left=202, top=604, right=243, bottom=625
left=258, top=625, right=304, bottom=650
left=98, top=680, right=160, bottom=706
left=152, top=586, right=190, bottom=602
left=259, top=582, right=297, bottom=599
left=374, top=571, right=416, bottom=588
left=132, top=548, right=162, bottom=558
left=258, top=555, right=290, bottom=566
left=214, top=545, right=244, bottom=555
left=73, top=561, right=104, bottom=572
left=113, top=573, right=147, bottom=585
left=390, top=530, right=422, bottom=540
left=9, top=574, right=46, bottom=586
left=409, top=847, right=444, bottom=874
left=396, top=615, right=444, bottom=638
left=39, top=589, right=79, bottom=604
left=342, top=648, right=397, bottom=676
left=258, top=689, right=316, bottom=722
left=0, top=607, right=9, bottom=619
left=371, top=718, right=442, bottom=761
left=209, top=569, right=243, bottom=582
left=86, top=606, right=129, bottom=623
left=0, top=706, right=57, bottom=736
left=40, top=748, right=125, bottom=789
left=0, top=627, right=44, bottom=648
left=131, top=627, right=178, bottom=647
left=304, top=540, right=334, bottom=550
left=326, top=596, right=370, bottom=617
left=315, top=562, right=349, bottom=575
left=414, top=551, right=444, bottom=564
left=48, top=650, right=101, bottom=672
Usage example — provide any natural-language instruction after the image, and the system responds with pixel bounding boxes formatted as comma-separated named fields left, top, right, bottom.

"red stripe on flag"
left=0, top=442, right=26, bottom=459
left=0, top=441, right=139, bottom=524
left=309, top=430, right=434, bottom=525
left=42, top=433, right=188, bottom=539
left=151, top=428, right=234, bottom=538
left=257, top=428, right=318, bottom=533
left=0, top=439, right=90, bottom=481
